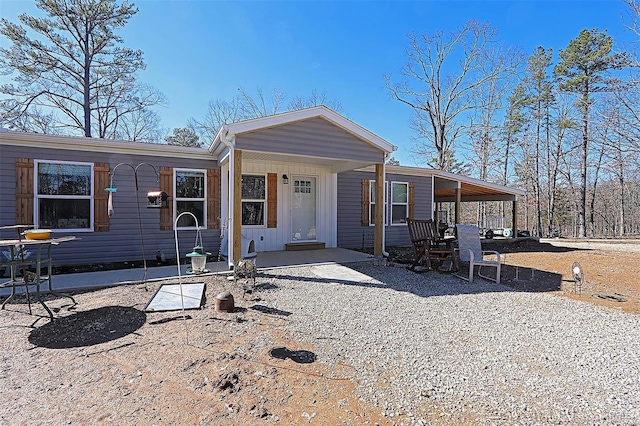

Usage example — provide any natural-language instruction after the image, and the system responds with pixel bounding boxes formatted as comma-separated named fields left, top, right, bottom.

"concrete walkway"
left=1, top=248, right=373, bottom=294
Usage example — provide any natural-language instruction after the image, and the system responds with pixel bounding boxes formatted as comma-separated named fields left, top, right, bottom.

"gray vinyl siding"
left=336, top=170, right=433, bottom=249
left=0, top=143, right=219, bottom=266
left=235, top=117, right=385, bottom=163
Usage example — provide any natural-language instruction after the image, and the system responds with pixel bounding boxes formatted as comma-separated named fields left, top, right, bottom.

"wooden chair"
left=455, top=224, right=502, bottom=284
left=406, top=218, right=457, bottom=273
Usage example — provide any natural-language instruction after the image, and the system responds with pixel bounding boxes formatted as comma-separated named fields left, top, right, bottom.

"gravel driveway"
left=257, top=262, right=640, bottom=425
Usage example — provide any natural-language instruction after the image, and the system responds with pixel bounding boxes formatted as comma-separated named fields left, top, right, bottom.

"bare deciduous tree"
left=190, top=86, right=342, bottom=143
left=385, top=20, right=521, bottom=170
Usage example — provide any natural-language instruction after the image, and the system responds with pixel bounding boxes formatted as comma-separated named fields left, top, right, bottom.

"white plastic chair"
left=455, top=224, right=501, bottom=284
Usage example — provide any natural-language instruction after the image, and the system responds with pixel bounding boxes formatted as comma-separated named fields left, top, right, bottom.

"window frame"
left=369, top=180, right=388, bottom=226
left=390, top=181, right=409, bottom=225
left=34, top=159, right=94, bottom=232
left=174, top=168, right=207, bottom=230
left=241, top=174, right=267, bottom=228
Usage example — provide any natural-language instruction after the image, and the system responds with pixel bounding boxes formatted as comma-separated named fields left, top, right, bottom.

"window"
left=35, top=160, right=93, bottom=230
left=369, top=180, right=387, bottom=226
left=294, top=180, right=311, bottom=194
left=242, top=175, right=265, bottom=226
left=391, top=182, right=409, bottom=224
left=175, top=169, right=206, bottom=228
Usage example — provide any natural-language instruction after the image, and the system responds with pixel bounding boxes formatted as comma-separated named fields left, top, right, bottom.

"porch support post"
left=233, top=149, right=243, bottom=264
left=512, top=197, right=518, bottom=238
left=374, top=163, right=384, bottom=256
left=454, top=184, right=461, bottom=224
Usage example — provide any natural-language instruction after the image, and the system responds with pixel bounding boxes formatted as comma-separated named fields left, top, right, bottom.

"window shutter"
left=15, top=158, right=34, bottom=226
left=160, top=167, right=173, bottom=231
left=408, top=182, right=415, bottom=220
left=267, top=173, right=277, bottom=228
left=94, top=162, right=110, bottom=232
left=207, top=169, right=220, bottom=229
left=361, top=179, right=370, bottom=226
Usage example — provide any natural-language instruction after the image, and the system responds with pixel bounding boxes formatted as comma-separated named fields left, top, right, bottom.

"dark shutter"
left=361, top=179, right=370, bottom=226
left=408, top=182, right=415, bottom=220
left=267, top=173, right=277, bottom=228
left=15, top=158, right=34, bottom=226
left=207, top=169, right=220, bottom=229
left=160, top=167, right=173, bottom=231
left=94, top=162, right=110, bottom=232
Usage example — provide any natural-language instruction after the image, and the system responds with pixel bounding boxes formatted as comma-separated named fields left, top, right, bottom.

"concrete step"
left=285, top=242, right=326, bottom=251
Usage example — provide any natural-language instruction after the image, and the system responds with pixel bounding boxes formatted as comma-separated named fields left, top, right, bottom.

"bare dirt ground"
left=1, top=277, right=390, bottom=426
left=484, top=238, right=640, bottom=315
left=1, top=238, right=639, bottom=425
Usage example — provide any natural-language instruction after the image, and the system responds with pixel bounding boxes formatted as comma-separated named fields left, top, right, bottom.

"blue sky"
left=1, top=0, right=636, bottom=165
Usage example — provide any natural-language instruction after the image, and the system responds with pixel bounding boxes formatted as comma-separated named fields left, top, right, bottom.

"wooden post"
left=512, top=197, right=518, bottom=238
left=374, top=163, right=384, bottom=256
left=454, top=186, right=461, bottom=225
left=233, top=149, right=242, bottom=263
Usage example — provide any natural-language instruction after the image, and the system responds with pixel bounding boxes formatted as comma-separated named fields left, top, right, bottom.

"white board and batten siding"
left=221, top=159, right=337, bottom=253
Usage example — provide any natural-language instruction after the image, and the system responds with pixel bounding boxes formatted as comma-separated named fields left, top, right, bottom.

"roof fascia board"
left=356, top=164, right=437, bottom=177
left=436, top=194, right=517, bottom=202
left=435, top=170, right=525, bottom=196
left=1, top=131, right=212, bottom=161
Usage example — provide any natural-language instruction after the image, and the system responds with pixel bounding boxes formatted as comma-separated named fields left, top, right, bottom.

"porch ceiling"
left=232, top=150, right=378, bottom=173
left=435, top=181, right=519, bottom=202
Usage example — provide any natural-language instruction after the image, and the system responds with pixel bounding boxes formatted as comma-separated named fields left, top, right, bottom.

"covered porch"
left=209, top=106, right=396, bottom=267
left=433, top=171, right=526, bottom=233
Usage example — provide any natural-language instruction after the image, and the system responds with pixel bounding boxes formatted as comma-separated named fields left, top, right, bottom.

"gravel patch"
left=255, top=262, right=640, bottom=425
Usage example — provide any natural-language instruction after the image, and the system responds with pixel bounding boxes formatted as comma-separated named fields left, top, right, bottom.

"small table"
left=0, top=236, right=77, bottom=319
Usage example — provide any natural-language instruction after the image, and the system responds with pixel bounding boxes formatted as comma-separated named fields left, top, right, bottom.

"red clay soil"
left=482, top=238, right=640, bottom=314
left=1, top=238, right=638, bottom=425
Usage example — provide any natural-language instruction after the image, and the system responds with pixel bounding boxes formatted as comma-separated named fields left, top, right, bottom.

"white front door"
left=291, top=176, right=317, bottom=242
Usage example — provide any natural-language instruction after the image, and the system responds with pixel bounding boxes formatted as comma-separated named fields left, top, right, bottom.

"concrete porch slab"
left=0, top=248, right=373, bottom=294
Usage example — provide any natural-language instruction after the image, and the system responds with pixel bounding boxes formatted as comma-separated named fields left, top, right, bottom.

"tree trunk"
left=589, top=145, right=604, bottom=237
left=534, top=99, right=543, bottom=237
left=578, top=94, right=589, bottom=238
left=83, top=23, right=91, bottom=137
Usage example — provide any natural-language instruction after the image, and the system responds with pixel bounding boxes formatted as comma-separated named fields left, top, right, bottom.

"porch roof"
left=434, top=171, right=525, bottom=202
left=208, top=106, right=396, bottom=169
left=379, top=165, right=526, bottom=202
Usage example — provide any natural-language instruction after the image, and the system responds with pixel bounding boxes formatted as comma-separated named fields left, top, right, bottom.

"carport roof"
left=381, top=165, right=525, bottom=201
left=434, top=171, right=525, bottom=202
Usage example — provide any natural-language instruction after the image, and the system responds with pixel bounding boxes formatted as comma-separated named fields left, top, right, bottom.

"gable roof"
left=209, top=106, right=396, bottom=157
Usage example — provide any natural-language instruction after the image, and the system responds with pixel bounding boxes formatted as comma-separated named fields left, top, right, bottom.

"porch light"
left=282, top=174, right=289, bottom=184
left=186, top=245, right=211, bottom=274
left=146, top=190, right=169, bottom=208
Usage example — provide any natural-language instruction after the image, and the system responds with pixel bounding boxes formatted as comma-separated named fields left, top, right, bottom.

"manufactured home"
left=0, top=107, right=524, bottom=267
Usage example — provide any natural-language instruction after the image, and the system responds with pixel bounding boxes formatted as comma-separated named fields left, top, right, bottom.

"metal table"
left=0, top=236, right=76, bottom=319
